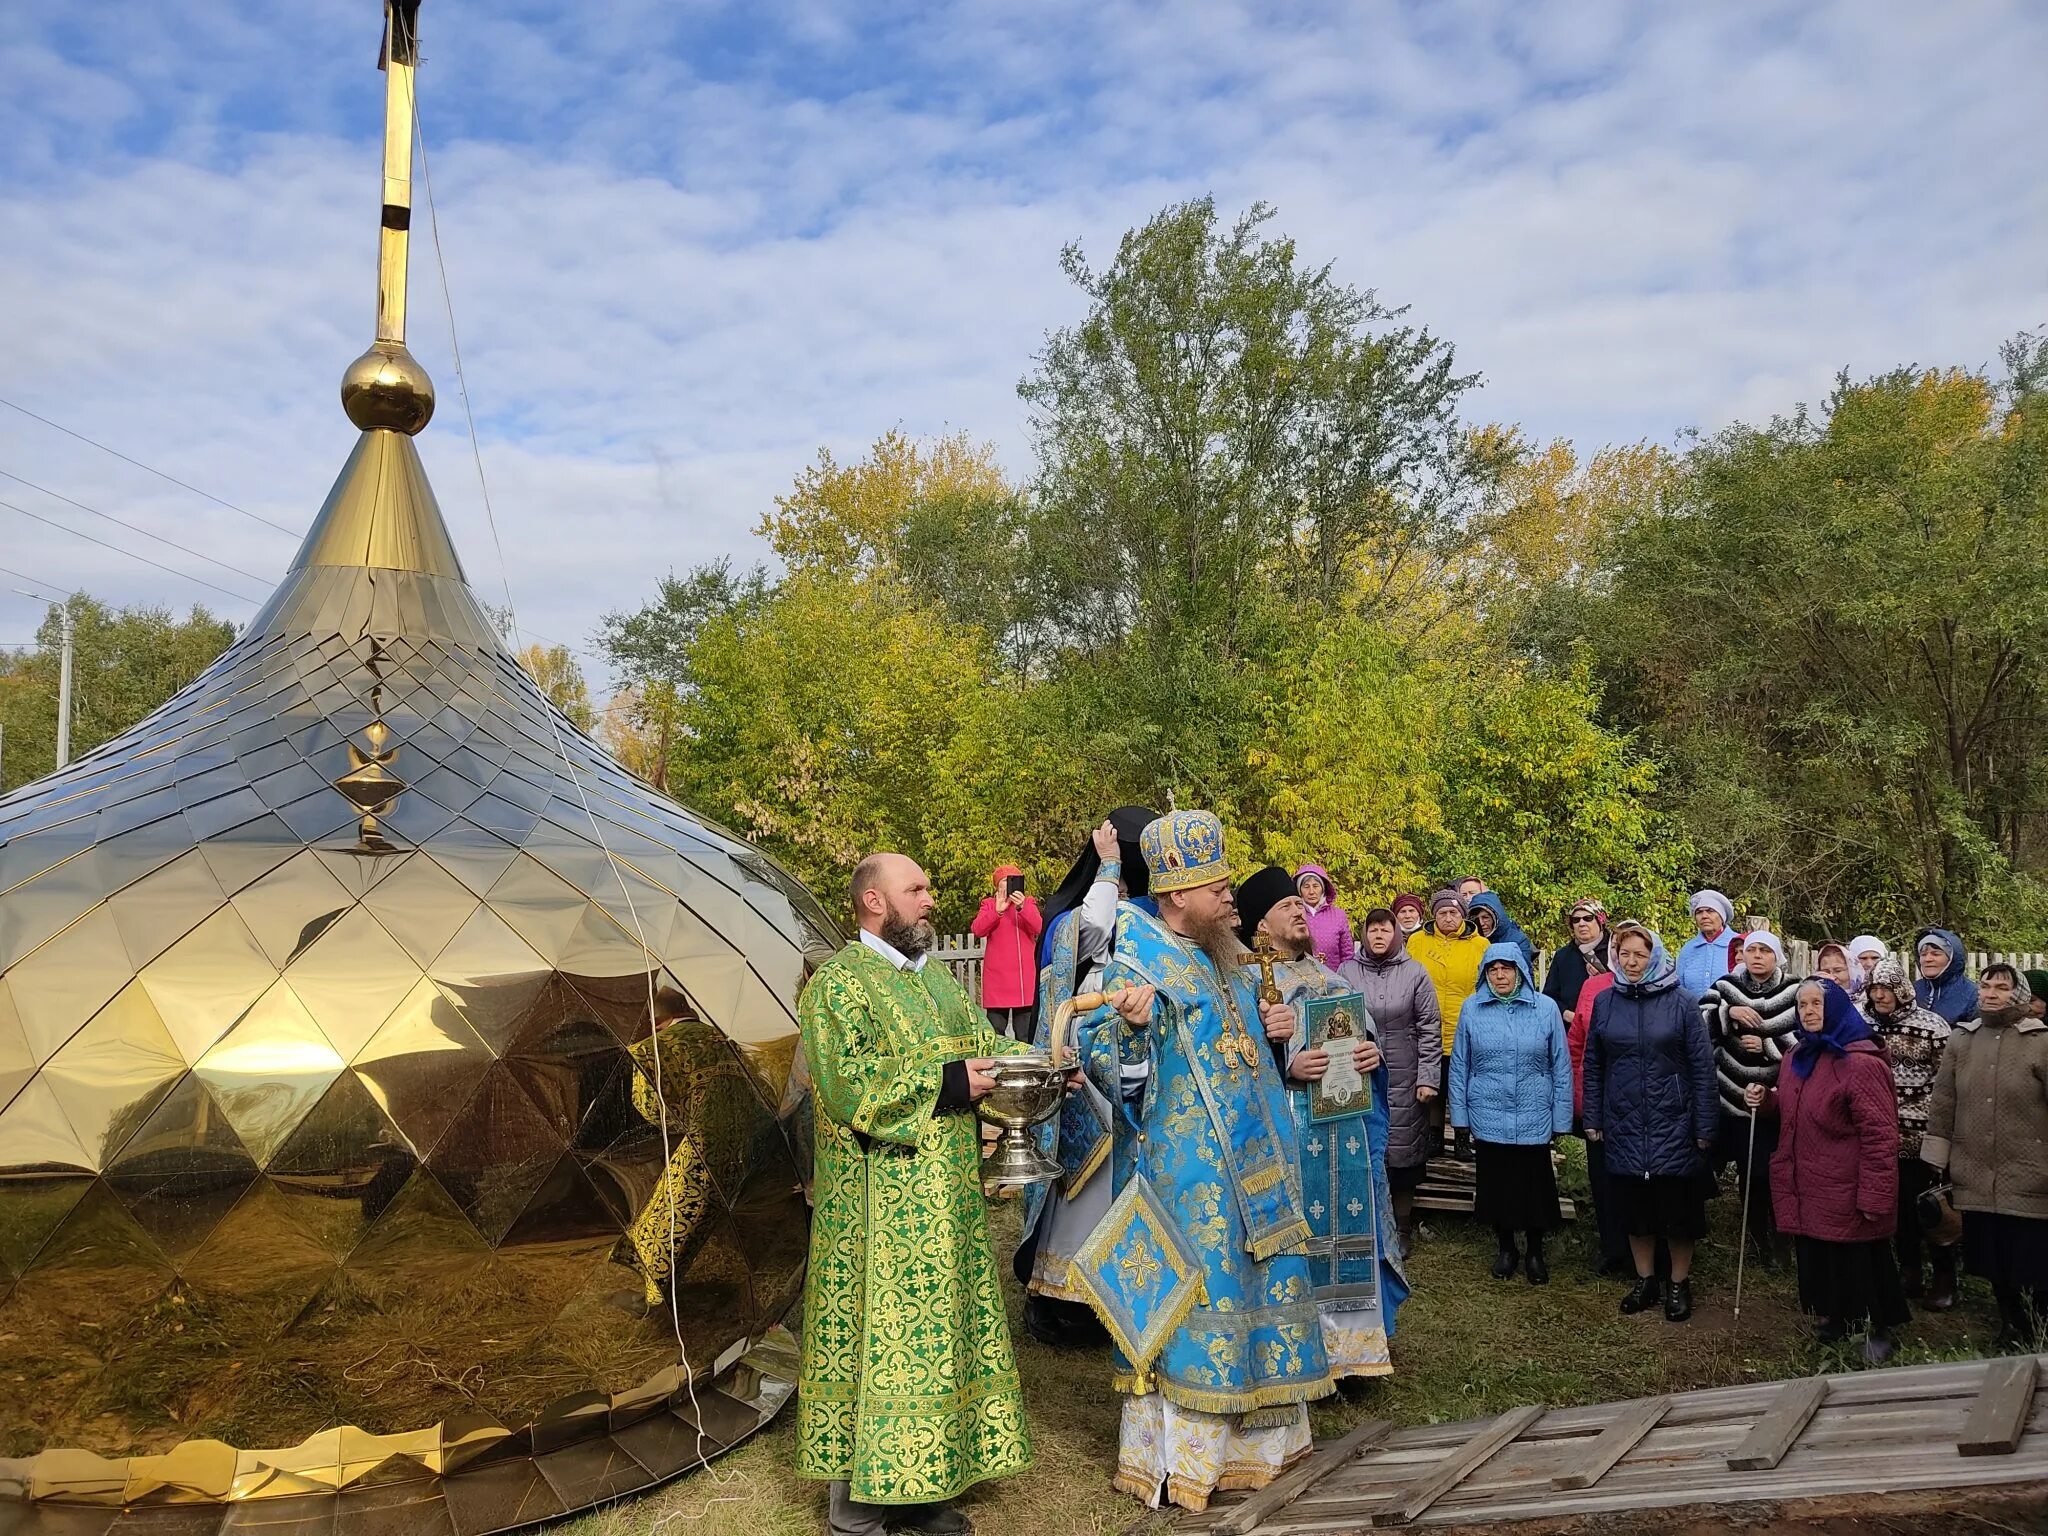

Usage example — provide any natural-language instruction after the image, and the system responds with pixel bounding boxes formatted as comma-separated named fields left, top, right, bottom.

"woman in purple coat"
left=1294, top=864, right=1356, bottom=970
left=1747, top=977, right=1906, bottom=1362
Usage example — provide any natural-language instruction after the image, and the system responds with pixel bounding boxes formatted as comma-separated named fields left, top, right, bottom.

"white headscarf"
left=1844, top=935, right=1888, bottom=998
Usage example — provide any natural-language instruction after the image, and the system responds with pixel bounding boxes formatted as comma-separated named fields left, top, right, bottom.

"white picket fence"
left=932, top=928, right=2048, bottom=999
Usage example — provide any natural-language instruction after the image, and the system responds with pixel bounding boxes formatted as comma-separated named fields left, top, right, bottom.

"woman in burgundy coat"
left=1746, top=976, right=1907, bottom=1362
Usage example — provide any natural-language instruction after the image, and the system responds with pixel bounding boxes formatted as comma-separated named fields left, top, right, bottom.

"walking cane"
left=1733, top=1101, right=1759, bottom=1319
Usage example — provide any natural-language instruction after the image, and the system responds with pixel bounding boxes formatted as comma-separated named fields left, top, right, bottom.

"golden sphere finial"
left=341, top=340, right=436, bottom=434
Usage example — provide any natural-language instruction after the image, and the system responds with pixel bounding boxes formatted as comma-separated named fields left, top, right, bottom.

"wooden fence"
left=932, top=929, right=2048, bottom=999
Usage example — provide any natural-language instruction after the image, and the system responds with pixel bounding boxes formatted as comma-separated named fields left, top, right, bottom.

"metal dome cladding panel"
left=0, top=556, right=833, bottom=1535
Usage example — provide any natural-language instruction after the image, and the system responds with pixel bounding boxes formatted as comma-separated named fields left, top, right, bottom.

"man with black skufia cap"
left=1012, top=806, right=1158, bottom=1347
left=1238, top=865, right=1410, bottom=1381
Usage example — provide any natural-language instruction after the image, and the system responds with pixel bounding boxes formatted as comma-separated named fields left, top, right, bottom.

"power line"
left=0, top=393, right=299, bottom=537
left=0, top=498, right=260, bottom=607
left=0, top=467, right=278, bottom=587
left=0, top=564, right=76, bottom=602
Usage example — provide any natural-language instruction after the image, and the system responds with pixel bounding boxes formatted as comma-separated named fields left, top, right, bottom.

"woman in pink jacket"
left=971, top=864, right=1043, bottom=1038
left=1294, top=864, right=1356, bottom=970
left=1746, top=976, right=1906, bottom=1362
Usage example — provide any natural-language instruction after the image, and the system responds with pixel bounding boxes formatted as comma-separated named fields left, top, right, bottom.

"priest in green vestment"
left=796, top=851, right=1036, bottom=1536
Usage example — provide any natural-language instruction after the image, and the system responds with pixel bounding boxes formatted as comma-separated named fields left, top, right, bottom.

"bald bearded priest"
left=1074, top=813, right=1335, bottom=1512
left=796, top=852, right=1038, bottom=1536
left=1237, top=865, right=1409, bottom=1383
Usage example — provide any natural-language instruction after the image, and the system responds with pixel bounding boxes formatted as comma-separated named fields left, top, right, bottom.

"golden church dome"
left=0, top=4, right=832, bottom=1529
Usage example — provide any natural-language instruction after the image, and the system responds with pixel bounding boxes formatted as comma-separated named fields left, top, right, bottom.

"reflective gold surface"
left=0, top=9, right=831, bottom=1528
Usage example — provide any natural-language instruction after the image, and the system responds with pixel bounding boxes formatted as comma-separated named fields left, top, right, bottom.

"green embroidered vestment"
left=795, top=941, right=1034, bottom=1503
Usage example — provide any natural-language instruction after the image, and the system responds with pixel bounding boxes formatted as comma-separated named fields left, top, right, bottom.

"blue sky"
left=2, top=0, right=2043, bottom=674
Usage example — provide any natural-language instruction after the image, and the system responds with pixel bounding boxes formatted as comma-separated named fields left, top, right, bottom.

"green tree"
left=595, top=558, right=770, bottom=702
left=0, top=596, right=236, bottom=792
left=1532, top=337, right=2048, bottom=940
left=1020, top=197, right=1485, bottom=664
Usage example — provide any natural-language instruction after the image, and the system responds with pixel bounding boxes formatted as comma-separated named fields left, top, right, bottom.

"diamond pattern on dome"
left=193, top=983, right=348, bottom=1167
left=1, top=520, right=825, bottom=1527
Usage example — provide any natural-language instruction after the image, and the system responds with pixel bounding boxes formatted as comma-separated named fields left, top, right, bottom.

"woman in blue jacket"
left=1449, top=942, right=1574, bottom=1285
left=1582, top=922, right=1719, bottom=1323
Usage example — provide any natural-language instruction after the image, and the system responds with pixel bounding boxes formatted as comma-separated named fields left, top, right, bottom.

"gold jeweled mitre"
left=0, top=4, right=833, bottom=1530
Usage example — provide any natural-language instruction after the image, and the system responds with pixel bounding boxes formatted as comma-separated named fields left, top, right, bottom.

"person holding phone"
left=971, top=863, right=1043, bottom=1039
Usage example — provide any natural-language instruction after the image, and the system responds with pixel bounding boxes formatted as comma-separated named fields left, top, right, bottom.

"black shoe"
left=1900, top=1265, right=1926, bottom=1299
left=1492, top=1239, right=1520, bottom=1280
left=1663, top=1278, right=1692, bottom=1322
left=1620, top=1275, right=1662, bottom=1314
left=1815, top=1317, right=1849, bottom=1344
left=1525, top=1245, right=1549, bottom=1286
left=1023, top=1296, right=1106, bottom=1349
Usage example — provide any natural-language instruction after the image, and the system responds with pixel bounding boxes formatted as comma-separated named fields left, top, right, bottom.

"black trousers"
left=1717, top=1108, right=1778, bottom=1247
left=986, top=1004, right=1037, bottom=1041
left=1583, top=1136, right=1632, bottom=1268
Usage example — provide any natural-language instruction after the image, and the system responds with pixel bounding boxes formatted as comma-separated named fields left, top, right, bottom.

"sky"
left=1, top=0, right=2043, bottom=680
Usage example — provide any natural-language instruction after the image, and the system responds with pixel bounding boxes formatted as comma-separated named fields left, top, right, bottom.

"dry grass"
left=572, top=1146, right=2008, bottom=1536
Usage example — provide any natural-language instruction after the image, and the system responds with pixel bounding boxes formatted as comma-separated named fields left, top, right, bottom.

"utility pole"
left=55, top=604, right=74, bottom=769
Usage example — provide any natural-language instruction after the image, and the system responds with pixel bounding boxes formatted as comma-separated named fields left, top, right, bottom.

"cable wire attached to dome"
left=409, top=65, right=751, bottom=1499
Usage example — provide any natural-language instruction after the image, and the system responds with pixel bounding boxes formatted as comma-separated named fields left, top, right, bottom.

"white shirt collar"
left=860, top=927, right=927, bottom=973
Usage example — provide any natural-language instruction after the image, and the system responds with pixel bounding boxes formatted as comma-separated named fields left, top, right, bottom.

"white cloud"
left=0, top=0, right=2042, bottom=674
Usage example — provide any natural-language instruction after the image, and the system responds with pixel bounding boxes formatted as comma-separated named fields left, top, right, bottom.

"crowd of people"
left=790, top=811, right=2048, bottom=1534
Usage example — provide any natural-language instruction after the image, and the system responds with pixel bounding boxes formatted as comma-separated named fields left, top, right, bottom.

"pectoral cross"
left=1217, top=1027, right=1259, bottom=1072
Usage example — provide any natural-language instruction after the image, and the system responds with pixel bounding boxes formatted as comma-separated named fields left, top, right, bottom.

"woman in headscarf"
left=1390, top=892, right=1427, bottom=940
left=1923, top=966, right=2048, bottom=1351
left=1582, top=921, right=1718, bottom=1322
left=1862, top=955, right=1956, bottom=1309
left=1747, top=977, right=1905, bottom=1362
left=1676, top=889, right=1741, bottom=997
left=1463, top=891, right=1534, bottom=966
left=1704, top=930, right=1803, bottom=1261
left=1813, top=942, right=1854, bottom=993
left=1448, top=944, right=1574, bottom=1285
left=1293, top=864, right=1357, bottom=971
left=1017, top=805, right=1156, bottom=1346
left=1912, top=927, right=1979, bottom=1024
left=1845, top=936, right=1889, bottom=1000
left=1339, top=908, right=1443, bottom=1254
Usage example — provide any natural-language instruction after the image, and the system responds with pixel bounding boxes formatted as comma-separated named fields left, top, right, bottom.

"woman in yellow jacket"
left=1406, top=888, right=1492, bottom=1156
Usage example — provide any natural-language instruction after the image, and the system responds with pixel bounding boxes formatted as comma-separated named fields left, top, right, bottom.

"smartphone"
left=1002, top=875, right=1024, bottom=898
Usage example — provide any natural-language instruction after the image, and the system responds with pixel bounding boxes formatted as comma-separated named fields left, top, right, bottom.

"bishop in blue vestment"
left=1074, top=812, right=1334, bottom=1514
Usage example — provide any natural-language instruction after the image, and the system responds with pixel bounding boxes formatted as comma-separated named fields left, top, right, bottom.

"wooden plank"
left=1960, top=1357, right=2038, bottom=1456
left=1212, top=1417, right=1393, bottom=1534
left=1726, top=1376, right=1827, bottom=1471
left=1364, top=1403, right=1542, bottom=1526
left=1551, top=1396, right=1669, bottom=1491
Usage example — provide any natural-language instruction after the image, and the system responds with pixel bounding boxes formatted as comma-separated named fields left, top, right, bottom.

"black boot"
left=1524, top=1231, right=1549, bottom=1286
left=1620, top=1274, right=1662, bottom=1314
left=1491, top=1228, right=1520, bottom=1279
left=1900, top=1263, right=1926, bottom=1300
left=1815, top=1316, right=1849, bottom=1344
left=1926, top=1248, right=1958, bottom=1312
left=1663, top=1277, right=1693, bottom=1322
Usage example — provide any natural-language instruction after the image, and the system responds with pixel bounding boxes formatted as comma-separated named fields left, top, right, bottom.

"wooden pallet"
left=1411, top=1152, right=1577, bottom=1222
left=1167, top=1354, right=2048, bottom=1532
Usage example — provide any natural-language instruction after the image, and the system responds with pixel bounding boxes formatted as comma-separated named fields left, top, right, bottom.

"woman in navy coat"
left=1582, top=921, right=1718, bottom=1323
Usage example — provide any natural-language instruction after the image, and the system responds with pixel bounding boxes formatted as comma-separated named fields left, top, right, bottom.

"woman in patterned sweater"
left=1864, top=954, right=1957, bottom=1308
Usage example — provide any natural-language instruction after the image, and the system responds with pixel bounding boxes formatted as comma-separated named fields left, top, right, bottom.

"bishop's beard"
left=1185, top=909, right=1245, bottom=968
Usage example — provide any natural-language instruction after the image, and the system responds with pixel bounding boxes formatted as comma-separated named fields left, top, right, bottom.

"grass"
left=571, top=1144, right=2009, bottom=1536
